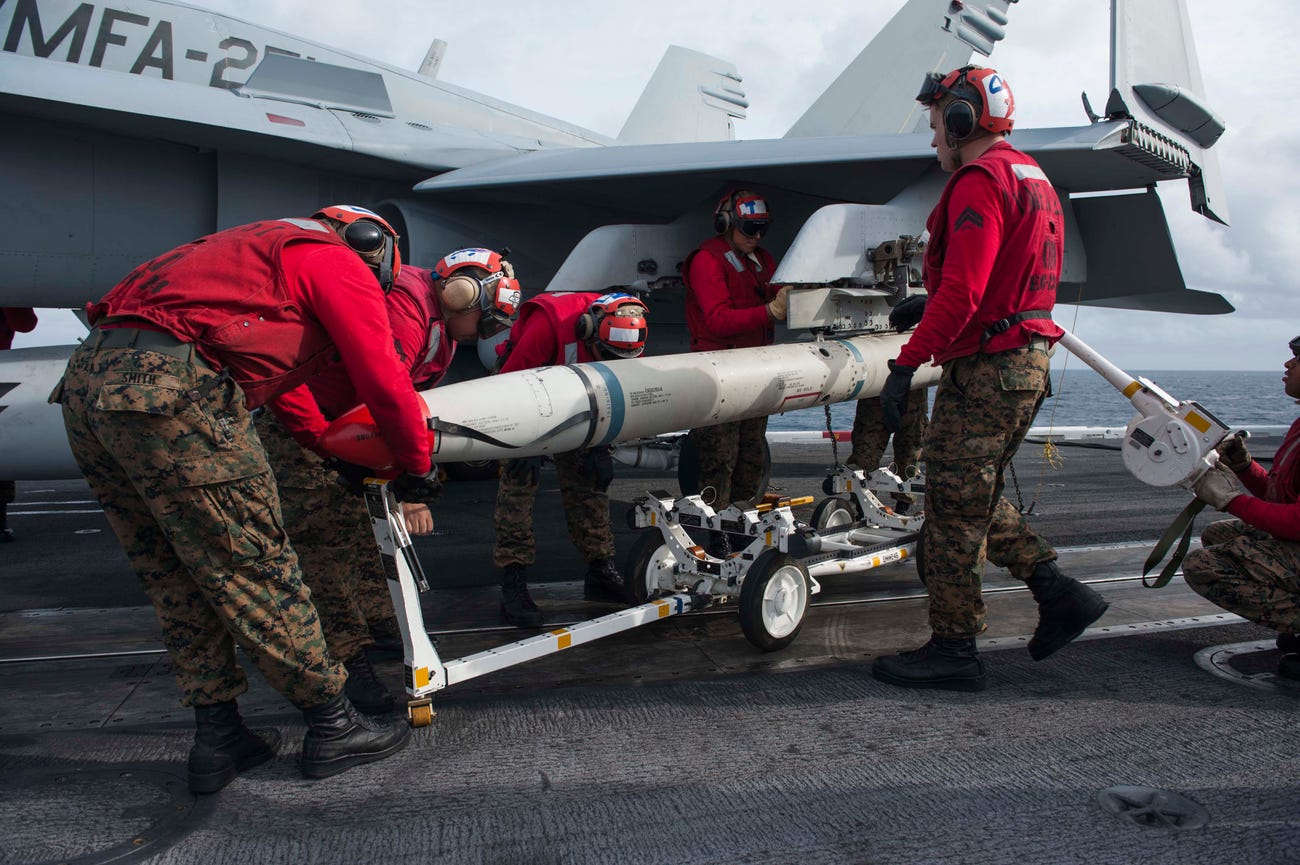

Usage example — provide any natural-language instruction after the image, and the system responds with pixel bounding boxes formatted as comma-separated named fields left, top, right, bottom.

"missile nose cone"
left=318, top=403, right=403, bottom=472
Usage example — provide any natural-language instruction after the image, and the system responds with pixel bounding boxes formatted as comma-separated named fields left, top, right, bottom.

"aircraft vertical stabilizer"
left=1109, top=0, right=1230, bottom=225
left=784, top=0, right=1018, bottom=138
left=617, top=46, right=747, bottom=145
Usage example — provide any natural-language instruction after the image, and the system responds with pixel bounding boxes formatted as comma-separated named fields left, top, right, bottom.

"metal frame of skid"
left=363, top=480, right=703, bottom=727
left=625, top=465, right=926, bottom=648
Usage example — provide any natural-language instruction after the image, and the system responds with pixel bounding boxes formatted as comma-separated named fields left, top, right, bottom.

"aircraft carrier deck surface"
left=2, top=438, right=1297, bottom=864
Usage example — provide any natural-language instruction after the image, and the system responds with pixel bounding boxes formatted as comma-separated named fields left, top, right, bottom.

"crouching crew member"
left=55, top=206, right=438, bottom=790
left=873, top=67, right=1109, bottom=692
left=492, top=291, right=649, bottom=627
left=1185, top=335, right=1300, bottom=680
left=258, top=246, right=520, bottom=713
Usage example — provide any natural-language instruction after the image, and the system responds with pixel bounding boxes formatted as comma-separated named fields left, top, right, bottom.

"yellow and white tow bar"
left=363, top=480, right=701, bottom=727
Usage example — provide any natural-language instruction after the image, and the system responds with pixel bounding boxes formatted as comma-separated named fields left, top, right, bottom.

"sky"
left=13, top=0, right=1298, bottom=372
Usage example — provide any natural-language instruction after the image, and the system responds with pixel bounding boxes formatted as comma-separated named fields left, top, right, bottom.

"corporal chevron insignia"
left=954, top=206, right=984, bottom=231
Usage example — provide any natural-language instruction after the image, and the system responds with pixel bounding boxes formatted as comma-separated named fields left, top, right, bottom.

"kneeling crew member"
left=1185, top=335, right=1300, bottom=681
left=492, top=291, right=649, bottom=627
left=56, top=205, right=436, bottom=790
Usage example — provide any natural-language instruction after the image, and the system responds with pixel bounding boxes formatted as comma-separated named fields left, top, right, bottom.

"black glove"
left=583, top=446, right=615, bottom=493
left=880, top=360, right=917, bottom=434
left=888, top=295, right=928, bottom=333
left=504, top=456, right=542, bottom=487
left=326, top=459, right=374, bottom=496
left=391, top=468, right=443, bottom=505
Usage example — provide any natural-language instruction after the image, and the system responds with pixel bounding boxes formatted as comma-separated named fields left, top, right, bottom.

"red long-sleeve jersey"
left=1226, top=417, right=1300, bottom=540
left=898, top=142, right=1065, bottom=368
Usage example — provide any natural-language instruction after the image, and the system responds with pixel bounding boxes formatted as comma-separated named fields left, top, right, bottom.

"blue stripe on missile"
left=831, top=338, right=866, bottom=399
left=589, top=363, right=627, bottom=444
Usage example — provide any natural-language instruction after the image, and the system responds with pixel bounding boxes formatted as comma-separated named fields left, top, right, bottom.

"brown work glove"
left=767, top=286, right=791, bottom=321
left=1192, top=463, right=1243, bottom=511
left=1214, top=433, right=1252, bottom=473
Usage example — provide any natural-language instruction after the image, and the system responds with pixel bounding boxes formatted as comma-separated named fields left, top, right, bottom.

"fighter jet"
left=0, top=0, right=1231, bottom=479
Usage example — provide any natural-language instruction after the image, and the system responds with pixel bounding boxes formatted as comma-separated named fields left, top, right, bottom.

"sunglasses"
left=737, top=220, right=769, bottom=238
left=1291, top=335, right=1300, bottom=358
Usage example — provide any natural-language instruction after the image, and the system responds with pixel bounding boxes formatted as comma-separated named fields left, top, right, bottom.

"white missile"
left=321, top=333, right=940, bottom=470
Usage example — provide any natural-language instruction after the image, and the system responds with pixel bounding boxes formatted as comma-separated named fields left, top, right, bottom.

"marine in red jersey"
left=56, top=205, right=425, bottom=790
left=1185, top=336, right=1300, bottom=680
left=872, top=67, right=1109, bottom=693
left=492, top=292, right=648, bottom=628
left=683, top=190, right=790, bottom=524
left=258, top=252, right=519, bottom=702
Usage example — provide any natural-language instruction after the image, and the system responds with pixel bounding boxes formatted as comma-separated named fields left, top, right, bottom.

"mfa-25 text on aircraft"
left=0, top=0, right=1231, bottom=480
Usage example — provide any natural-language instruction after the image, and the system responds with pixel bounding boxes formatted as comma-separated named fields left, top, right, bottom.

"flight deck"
left=1, top=439, right=1297, bottom=865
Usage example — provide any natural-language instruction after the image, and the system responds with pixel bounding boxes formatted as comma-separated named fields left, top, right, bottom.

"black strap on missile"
left=1141, top=497, right=1208, bottom=588
left=427, top=411, right=592, bottom=451
left=981, top=309, right=1053, bottom=345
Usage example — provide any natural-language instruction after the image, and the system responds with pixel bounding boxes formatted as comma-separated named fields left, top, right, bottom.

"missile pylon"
left=321, top=333, right=940, bottom=469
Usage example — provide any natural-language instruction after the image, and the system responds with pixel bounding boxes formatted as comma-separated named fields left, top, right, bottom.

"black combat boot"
left=584, top=557, right=630, bottom=602
left=1277, top=654, right=1300, bottom=682
left=871, top=634, right=987, bottom=692
left=1024, top=560, right=1110, bottom=661
left=1276, top=632, right=1300, bottom=655
left=366, top=618, right=404, bottom=660
left=343, top=651, right=397, bottom=715
left=187, top=701, right=280, bottom=793
left=300, top=693, right=410, bottom=779
left=500, top=563, right=543, bottom=628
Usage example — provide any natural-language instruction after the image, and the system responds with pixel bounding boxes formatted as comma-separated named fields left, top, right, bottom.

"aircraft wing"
left=413, top=119, right=1224, bottom=314
left=415, top=121, right=1177, bottom=217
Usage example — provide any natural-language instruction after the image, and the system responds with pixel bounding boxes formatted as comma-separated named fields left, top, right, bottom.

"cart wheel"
left=625, top=530, right=677, bottom=604
left=739, top=550, right=811, bottom=652
left=810, top=496, right=856, bottom=531
left=407, top=701, right=434, bottom=728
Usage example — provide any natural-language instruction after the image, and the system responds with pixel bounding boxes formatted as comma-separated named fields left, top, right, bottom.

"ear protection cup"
left=943, top=99, right=977, bottom=142
left=441, top=273, right=483, bottom=313
left=341, top=220, right=384, bottom=254
left=713, top=190, right=741, bottom=235
left=575, top=311, right=597, bottom=341
left=313, top=205, right=400, bottom=292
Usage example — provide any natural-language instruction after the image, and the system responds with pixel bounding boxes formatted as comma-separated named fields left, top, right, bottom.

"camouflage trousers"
left=492, top=448, right=614, bottom=569
left=690, top=416, right=769, bottom=508
left=257, top=413, right=395, bottom=662
left=921, top=342, right=1056, bottom=637
left=850, top=392, right=929, bottom=506
left=1183, top=519, right=1300, bottom=634
left=58, top=341, right=343, bottom=709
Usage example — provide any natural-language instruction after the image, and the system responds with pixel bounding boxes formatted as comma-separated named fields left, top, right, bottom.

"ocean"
left=766, top=367, right=1296, bottom=432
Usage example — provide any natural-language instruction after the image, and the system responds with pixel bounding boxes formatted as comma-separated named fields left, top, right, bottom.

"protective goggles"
left=1290, top=335, right=1300, bottom=358
left=478, top=308, right=512, bottom=340
left=737, top=220, right=770, bottom=238
left=916, top=71, right=947, bottom=105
